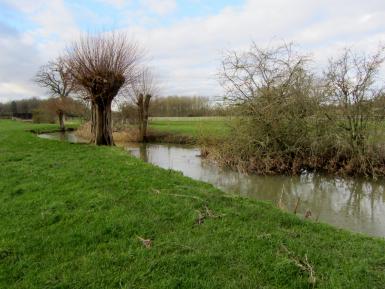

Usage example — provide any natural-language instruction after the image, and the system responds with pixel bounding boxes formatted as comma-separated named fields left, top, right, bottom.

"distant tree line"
left=0, top=98, right=42, bottom=119
left=119, top=95, right=226, bottom=122
left=149, top=96, right=223, bottom=117
left=0, top=97, right=87, bottom=123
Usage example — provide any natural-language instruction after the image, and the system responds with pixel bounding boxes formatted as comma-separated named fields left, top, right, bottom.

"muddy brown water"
left=39, top=132, right=385, bottom=238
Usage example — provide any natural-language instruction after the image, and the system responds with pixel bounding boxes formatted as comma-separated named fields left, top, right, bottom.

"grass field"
left=148, top=117, right=385, bottom=144
left=149, top=117, right=230, bottom=139
left=1, top=119, right=385, bottom=288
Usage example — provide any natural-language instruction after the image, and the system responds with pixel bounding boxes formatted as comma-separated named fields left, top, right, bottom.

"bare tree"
left=34, top=58, right=73, bottom=130
left=216, top=41, right=385, bottom=176
left=219, top=42, right=316, bottom=153
left=324, top=47, right=385, bottom=152
left=220, top=42, right=309, bottom=107
left=66, top=33, right=140, bottom=145
left=124, top=68, right=157, bottom=142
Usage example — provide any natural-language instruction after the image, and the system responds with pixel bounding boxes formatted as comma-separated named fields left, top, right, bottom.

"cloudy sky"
left=0, top=0, right=384, bottom=102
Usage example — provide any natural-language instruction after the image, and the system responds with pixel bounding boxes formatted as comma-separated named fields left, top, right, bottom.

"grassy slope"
left=0, top=120, right=384, bottom=289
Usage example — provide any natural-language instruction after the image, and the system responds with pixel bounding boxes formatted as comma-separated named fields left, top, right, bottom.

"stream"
left=38, top=131, right=385, bottom=237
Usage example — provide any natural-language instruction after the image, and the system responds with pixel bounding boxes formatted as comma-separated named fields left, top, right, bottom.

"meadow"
left=148, top=116, right=229, bottom=140
left=1, top=119, right=385, bottom=288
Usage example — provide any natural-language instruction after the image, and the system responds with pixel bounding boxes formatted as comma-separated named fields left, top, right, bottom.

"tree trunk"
left=142, top=94, right=151, bottom=142
left=94, top=100, right=114, bottom=145
left=90, top=102, right=97, bottom=143
left=58, top=110, right=65, bottom=131
left=137, top=94, right=144, bottom=142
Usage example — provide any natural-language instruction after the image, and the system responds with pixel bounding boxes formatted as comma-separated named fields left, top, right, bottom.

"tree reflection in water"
left=126, top=143, right=385, bottom=237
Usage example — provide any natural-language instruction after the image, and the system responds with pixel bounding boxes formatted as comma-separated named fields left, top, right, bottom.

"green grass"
left=148, top=117, right=385, bottom=144
left=149, top=117, right=230, bottom=139
left=1, top=119, right=385, bottom=289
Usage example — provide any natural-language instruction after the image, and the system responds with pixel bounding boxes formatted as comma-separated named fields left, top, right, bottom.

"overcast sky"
left=0, top=0, right=384, bottom=102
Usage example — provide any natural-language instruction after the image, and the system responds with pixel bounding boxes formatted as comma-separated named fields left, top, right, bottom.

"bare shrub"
left=324, top=47, right=385, bottom=153
left=216, top=42, right=385, bottom=177
left=218, top=43, right=319, bottom=174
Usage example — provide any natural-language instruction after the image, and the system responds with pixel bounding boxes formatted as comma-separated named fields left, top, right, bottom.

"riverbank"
left=1, top=119, right=385, bottom=288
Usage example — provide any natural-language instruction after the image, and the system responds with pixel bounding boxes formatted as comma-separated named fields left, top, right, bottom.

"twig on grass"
left=280, top=244, right=317, bottom=287
left=136, top=236, right=152, bottom=249
left=151, top=189, right=204, bottom=201
left=195, top=205, right=225, bottom=225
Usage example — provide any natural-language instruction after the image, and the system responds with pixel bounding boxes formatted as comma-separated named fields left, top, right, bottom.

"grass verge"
left=1, top=119, right=384, bottom=289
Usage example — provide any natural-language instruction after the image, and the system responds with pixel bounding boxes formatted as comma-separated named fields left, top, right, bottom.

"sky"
left=0, top=0, right=385, bottom=102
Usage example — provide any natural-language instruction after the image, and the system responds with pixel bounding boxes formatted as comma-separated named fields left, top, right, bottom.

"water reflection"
left=37, top=132, right=385, bottom=237
left=38, top=132, right=88, bottom=144
left=126, top=143, right=385, bottom=237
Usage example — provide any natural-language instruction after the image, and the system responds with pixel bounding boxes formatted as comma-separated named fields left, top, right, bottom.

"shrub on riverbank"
left=212, top=43, right=385, bottom=177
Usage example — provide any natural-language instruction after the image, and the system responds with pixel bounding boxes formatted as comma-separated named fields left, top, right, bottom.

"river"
left=38, top=131, right=385, bottom=237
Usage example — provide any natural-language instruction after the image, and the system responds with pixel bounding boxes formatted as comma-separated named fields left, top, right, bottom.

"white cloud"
left=0, top=0, right=79, bottom=101
left=141, top=0, right=177, bottom=15
left=97, top=0, right=129, bottom=8
left=128, top=0, right=385, bottom=96
left=0, top=0, right=385, bottom=101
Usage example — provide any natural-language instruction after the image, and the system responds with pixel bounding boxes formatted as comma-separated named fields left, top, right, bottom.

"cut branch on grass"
left=195, top=205, right=225, bottom=225
left=280, top=244, right=317, bottom=287
left=136, top=236, right=152, bottom=249
left=151, top=189, right=205, bottom=201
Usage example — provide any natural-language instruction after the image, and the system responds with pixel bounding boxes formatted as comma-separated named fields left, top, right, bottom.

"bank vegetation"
left=208, top=42, right=385, bottom=177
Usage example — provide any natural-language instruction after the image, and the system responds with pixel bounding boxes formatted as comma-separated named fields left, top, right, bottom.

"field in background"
left=149, top=116, right=230, bottom=139
left=148, top=117, right=385, bottom=144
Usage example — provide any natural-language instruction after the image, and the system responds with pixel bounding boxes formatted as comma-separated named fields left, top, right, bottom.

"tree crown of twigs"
left=66, top=33, right=140, bottom=103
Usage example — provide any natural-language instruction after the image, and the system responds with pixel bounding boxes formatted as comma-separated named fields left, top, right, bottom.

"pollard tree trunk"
left=142, top=94, right=151, bottom=142
left=58, top=110, right=65, bottom=131
left=141, top=118, right=148, bottom=142
left=90, top=102, right=97, bottom=143
left=94, top=99, right=114, bottom=145
left=137, top=94, right=145, bottom=142
left=137, top=93, right=151, bottom=143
